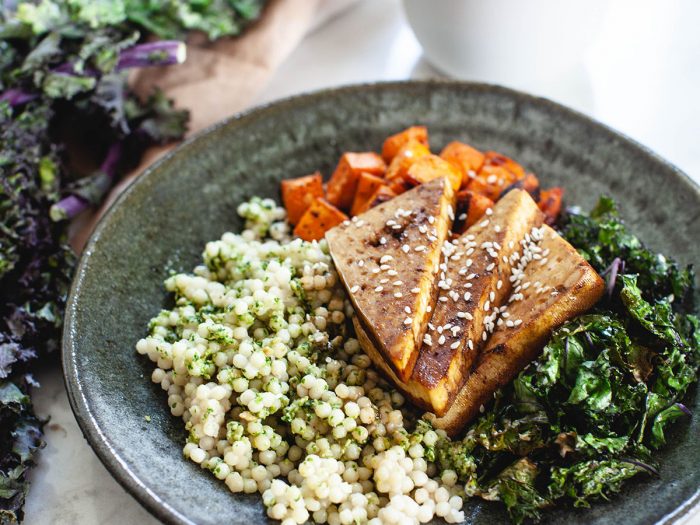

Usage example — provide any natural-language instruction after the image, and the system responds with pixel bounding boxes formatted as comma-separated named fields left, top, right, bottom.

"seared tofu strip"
left=430, top=225, right=605, bottom=436
left=326, top=177, right=455, bottom=381
left=411, top=189, right=544, bottom=416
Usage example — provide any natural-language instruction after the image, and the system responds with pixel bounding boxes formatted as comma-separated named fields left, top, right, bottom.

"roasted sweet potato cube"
left=539, top=187, right=564, bottom=225
left=453, top=190, right=495, bottom=234
left=351, top=172, right=386, bottom=216
left=468, top=166, right=518, bottom=201
left=326, top=152, right=386, bottom=211
left=500, top=172, right=541, bottom=202
left=405, top=154, right=462, bottom=192
left=280, top=172, right=324, bottom=224
left=439, top=141, right=485, bottom=187
left=385, top=140, right=431, bottom=182
left=382, top=126, right=429, bottom=162
left=365, top=185, right=397, bottom=211
left=483, top=151, right=526, bottom=180
left=293, top=198, right=348, bottom=241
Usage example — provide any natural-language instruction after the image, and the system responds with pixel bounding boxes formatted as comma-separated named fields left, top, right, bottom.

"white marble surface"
left=24, top=0, right=700, bottom=524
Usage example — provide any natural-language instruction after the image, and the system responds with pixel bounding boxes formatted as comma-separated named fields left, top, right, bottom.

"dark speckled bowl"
left=63, top=81, right=699, bottom=525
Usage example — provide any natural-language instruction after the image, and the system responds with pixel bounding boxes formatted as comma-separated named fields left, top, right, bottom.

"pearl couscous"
left=137, top=197, right=466, bottom=524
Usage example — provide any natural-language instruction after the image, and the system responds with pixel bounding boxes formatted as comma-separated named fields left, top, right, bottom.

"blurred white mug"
left=403, top=0, right=608, bottom=91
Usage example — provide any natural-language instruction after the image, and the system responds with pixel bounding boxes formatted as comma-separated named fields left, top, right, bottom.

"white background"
left=25, top=0, right=699, bottom=523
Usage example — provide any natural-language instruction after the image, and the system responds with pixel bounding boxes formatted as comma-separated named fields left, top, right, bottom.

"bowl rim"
left=62, top=79, right=700, bottom=525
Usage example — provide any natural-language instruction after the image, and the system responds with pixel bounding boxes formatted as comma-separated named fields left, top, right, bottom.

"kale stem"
left=116, top=41, right=187, bottom=70
left=0, top=88, right=37, bottom=107
left=49, top=142, right=123, bottom=222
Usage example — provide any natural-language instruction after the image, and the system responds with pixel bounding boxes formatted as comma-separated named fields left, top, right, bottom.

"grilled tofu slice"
left=430, top=225, right=605, bottom=436
left=410, top=189, right=544, bottom=415
left=326, top=177, right=456, bottom=381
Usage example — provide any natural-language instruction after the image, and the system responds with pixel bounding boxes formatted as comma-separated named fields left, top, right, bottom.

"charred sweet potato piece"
left=363, top=185, right=397, bottom=212
left=539, top=187, right=564, bottom=225
left=500, top=172, right=541, bottom=202
left=326, top=152, right=386, bottom=211
left=293, top=198, right=348, bottom=241
left=405, top=154, right=462, bottom=192
left=439, top=141, right=485, bottom=187
left=351, top=172, right=387, bottom=216
left=281, top=172, right=325, bottom=225
left=468, top=151, right=526, bottom=201
left=453, top=190, right=495, bottom=234
left=382, top=126, right=429, bottom=162
left=385, top=141, right=431, bottom=183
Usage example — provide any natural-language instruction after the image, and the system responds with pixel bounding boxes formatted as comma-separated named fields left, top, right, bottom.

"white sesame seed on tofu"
left=485, top=263, right=496, bottom=272
left=450, top=341, right=460, bottom=350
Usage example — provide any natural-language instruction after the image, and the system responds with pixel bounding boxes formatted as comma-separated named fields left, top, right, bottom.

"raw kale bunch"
left=0, top=1, right=265, bottom=522
left=434, top=197, right=698, bottom=523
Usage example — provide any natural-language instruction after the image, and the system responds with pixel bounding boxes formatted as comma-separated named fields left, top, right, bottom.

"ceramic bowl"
left=63, top=81, right=699, bottom=525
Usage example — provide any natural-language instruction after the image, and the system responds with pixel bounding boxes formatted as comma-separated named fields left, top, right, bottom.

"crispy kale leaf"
left=562, top=196, right=694, bottom=307
left=435, top=197, right=698, bottom=524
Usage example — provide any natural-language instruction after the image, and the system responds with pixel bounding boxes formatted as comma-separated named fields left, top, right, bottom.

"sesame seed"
left=380, top=255, right=393, bottom=263
left=497, top=280, right=503, bottom=290
left=387, top=269, right=398, bottom=276
left=490, top=291, right=496, bottom=302
left=350, top=285, right=359, bottom=293
left=464, top=292, right=471, bottom=301
left=428, top=323, right=435, bottom=330
left=379, top=237, right=387, bottom=245
left=372, top=268, right=380, bottom=274
left=450, top=341, right=460, bottom=350
left=483, top=300, right=490, bottom=312
left=485, top=208, right=493, bottom=216
left=464, top=282, right=473, bottom=288
left=506, top=320, right=514, bottom=327
left=439, top=296, right=448, bottom=303
left=426, top=305, right=432, bottom=313
left=428, top=216, right=435, bottom=224
left=415, top=246, right=426, bottom=252
left=374, top=286, right=383, bottom=292
left=404, top=306, right=412, bottom=314
left=514, top=319, right=523, bottom=326
left=423, top=334, right=432, bottom=346
left=458, top=213, right=467, bottom=221
left=486, top=263, right=496, bottom=271
left=438, top=335, right=446, bottom=345
left=482, top=332, right=488, bottom=341
left=380, top=264, right=391, bottom=271
left=394, top=280, right=403, bottom=286
left=380, top=278, right=389, bottom=284
left=356, top=220, right=365, bottom=227
left=494, top=225, right=501, bottom=232
left=402, top=245, right=410, bottom=253
left=394, top=292, right=403, bottom=298
left=468, top=340, right=474, bottom=350
left=358, top=260, right=365, bottom=267
left=404, top=317, right=412, bottom=325
left=467, top=273, right=476, bottom=280
left=480, top=219, right=490, bottom=227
